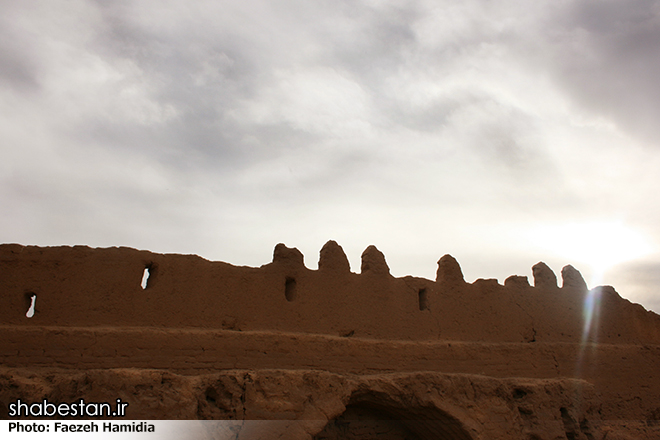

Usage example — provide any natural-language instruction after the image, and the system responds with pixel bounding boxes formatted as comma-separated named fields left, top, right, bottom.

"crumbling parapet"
left=360, top=245, right=390, bottom=276
left=436, top=254, right=465, bottom=287
left=561, top=264, right=588, bottom=291
left=1, top=241, right=659, bottom=345
left=532, top=261, right=558, bottom=289
left=1, top=241, right=660, bottom=438
left=318, top=240, right=350, bottom=273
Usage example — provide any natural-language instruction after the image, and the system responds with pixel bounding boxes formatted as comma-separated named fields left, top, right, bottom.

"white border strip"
left=2, top=421, right=310, bottom=440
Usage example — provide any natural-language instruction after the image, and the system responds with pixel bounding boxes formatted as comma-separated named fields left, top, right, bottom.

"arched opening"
left=314, top=400, right=474, bottom=440
left=418, top=288, right=429, bottom=311
left=285, top=277, right=297, bottom=302
left=25, top=292, right=36, bottom=318
left=314, top=404, right=418, bottom=440
left=141, top=267, right=150, bottom=290
left=141, top=263, right=157, bottom=290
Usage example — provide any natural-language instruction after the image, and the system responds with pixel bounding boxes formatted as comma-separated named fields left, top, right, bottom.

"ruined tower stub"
left=561, top=264, right=588, bottom=291
left=436, top=254, right=465, bottom=287
left=532, top=262, right=557, bottom=289
left=504, top=275, right=531, bottom=289
left=318, top=240, right=351, bottom=273
left=360, top=245, right=390, bottom=276
left=272, top=243, right=305, bottom=267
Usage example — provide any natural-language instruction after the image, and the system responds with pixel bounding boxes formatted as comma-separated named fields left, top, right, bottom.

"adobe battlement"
left=3, top=242, right=660, bottom=438
left=1, top=241, right=659, bottom=344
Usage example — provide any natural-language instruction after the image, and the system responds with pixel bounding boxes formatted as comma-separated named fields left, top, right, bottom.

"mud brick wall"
left=2, top=242, right=659, bottom=344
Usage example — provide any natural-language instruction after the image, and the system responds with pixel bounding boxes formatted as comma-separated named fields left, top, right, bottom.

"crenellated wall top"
left=1, top=241, right=659, bottom=344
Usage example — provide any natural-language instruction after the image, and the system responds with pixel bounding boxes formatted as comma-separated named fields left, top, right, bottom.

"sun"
left=528, top=220, right=655, bottom=286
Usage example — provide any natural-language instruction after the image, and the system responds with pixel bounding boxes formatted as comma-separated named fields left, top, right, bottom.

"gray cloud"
left=0, top=8, right=41, bottom=91
left=525, top=0, right=660, bottom=143
left=1, top=0, right=660, bottom=311
left=608, top=259, right=660, bottom=313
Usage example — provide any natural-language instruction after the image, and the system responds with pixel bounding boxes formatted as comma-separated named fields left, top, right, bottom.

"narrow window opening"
left=26, top=294, right=36, bottom=318
left=418, top=288, right=429, bottom=311
left=141, top=266, right=151, bottom=290
left=285, top=277, right=297, bottom=302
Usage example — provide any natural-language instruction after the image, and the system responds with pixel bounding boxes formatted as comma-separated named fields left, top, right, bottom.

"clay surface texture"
left=1, top=242, right=660, bottom=439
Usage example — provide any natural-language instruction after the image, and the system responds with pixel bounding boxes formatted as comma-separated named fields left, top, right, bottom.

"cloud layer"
left=2, top=0, right=660, bottom=311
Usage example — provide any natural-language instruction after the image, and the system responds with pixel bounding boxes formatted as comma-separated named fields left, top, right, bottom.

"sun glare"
left=529, top=221, right=655, bottom=286
left=528, top=220, right=656, bottom=377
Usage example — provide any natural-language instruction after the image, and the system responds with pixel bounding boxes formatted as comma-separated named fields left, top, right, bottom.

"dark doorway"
left=314, top=404, right=419, bottom=440
left=314, top=401, right=474, bottom=440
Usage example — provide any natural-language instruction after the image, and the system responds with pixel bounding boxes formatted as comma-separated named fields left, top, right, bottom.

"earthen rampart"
left=2, top=241, right=659, bottom=344
left=2, top=241, right=660, bottom=439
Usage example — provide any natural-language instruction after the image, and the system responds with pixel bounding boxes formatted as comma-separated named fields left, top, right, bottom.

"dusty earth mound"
left=0, top=368, right=608, bottom=439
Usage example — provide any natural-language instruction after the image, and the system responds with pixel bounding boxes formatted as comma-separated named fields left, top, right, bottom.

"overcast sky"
left=2, top=0, right=660, bottom=313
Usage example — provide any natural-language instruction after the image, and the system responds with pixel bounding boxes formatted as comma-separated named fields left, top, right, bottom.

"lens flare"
left=529, top=221, right=654, bottom=286
left=527, top=221, right=655, bottom=380
left=574, top=285, right=605, bottom=387
left=581, top=287, right=602, bottom=343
